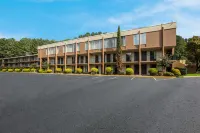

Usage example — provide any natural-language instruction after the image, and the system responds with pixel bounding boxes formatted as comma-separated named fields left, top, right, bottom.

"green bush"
left=148, top=68, right=158, bottom=76
left=163, top=72, right=174, bottom=76
left=175, top=67, right=187, bottom=75
left=8, top=69, right=14, bottom=72
left=38, top=69, right=44, bottom=73
left=56, top=68, right=62, bottom=73
left=22, top=68, right=31, bottom=72
left=15, top=68, right=21, bottom=72
left=31, top=68, right=36, bottom=72
left=76, top=68, right=82, bottom=74
left=64, top=68, right=72, bottom=74
left=2, top=69, right=7, bottom=72
left=172, top=68, right=181, bottom=76
left=126, top=68, right=134, bottom=75
left=46, top=69, right=52, bottom=73
left=91, top=67, right=99, bottom=74
left=106, top=67, right=113, bottom=74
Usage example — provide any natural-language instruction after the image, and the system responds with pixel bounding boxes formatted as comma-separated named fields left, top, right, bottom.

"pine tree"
left=116, top=26, right=123, bottom=74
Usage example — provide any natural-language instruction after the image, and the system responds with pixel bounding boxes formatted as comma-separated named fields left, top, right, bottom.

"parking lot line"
left=109, top=77, right=117, bottom=80
left=92, top=77, right=100, bottom=79
left=131, top=77, right=135, bottom=80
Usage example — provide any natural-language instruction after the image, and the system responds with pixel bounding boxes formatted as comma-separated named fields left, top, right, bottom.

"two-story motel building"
left=38, top=22, right=176, bottom=75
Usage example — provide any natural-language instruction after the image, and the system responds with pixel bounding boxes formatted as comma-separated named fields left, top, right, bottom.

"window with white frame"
left=67, top=44, right=75, bottom=52
left=140, top=33, right=146, bottom=44
left=48, top=47, right=56, bottom=55
left=90, top=40, right=102, bottom=50
left=85, top=42, right=89, bottom=50
left=121, top=36, right=126, bottom=46
left=77, top=43, right=80, bottom=51
left=104, top=38, right=117, bottom=48
left=134, top=34, right=139, bottom=45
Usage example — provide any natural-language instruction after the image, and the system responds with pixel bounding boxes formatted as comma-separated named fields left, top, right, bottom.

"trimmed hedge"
left=8, top=69, right=14, bottom=72
left=56, top=68, right=62, bottom=73
left=38, top=69, right=44, bottom=73
left=76, top=68, right=82, bottom=74
left=148, top=68, right=158, bottom=76
left=91, top=67, right=99, bottom=74
left=126, top=68, right=134, bottom=75
left=64, top=68, right=72, bottom=74
left=46, top=69, right=52, bottom=73
left=22, top=68, right=31, bottom=72
left=31, top=68, right=36, bottom=72
left=105, top=67, right=113, bottom=74
left=2, top=69, right=7, bottom=72
left=172, top=68, right=181, bottom=76
left=15, top=68, right=21, bottom=72
left=175, top=67, right=187, bottom=75
left=163, top=72, right=174, bottom=76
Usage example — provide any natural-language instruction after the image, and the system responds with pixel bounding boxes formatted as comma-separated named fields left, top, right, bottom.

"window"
left=85, top=56, right=88, bottom=63
left=142, top=51, right=147, bottom=61
left=95, top=55, right=99, bottom=63
left=67, top=44, right=75, bottom=52
left=85, top=42, right=89, bottom=50
left=49, top=47, right=56, bottom=55
left=106, top=54, right=111, bottom=62
left=140, top=33, right=146, bottom=44
left=81, top=56, right=84, bottom=63
left=134, top=34, right=139, bottom=45
left=50, top=58, right=55, bottom=65
left=58, top=58, right=64, bottom=64
left=45, top=48, right=48, bottom=55
left=150, top=51, right=156, bottom=61
left=121, top=36, right=126, bottom=46
left=72, top=56, right=75, bottom=64
left=104, top=38, right=117, bottom=48
left=134, top=33, right=146, bottom=45
left=126, top=53, right=132, bottom=62
left=113, top=54, right=116, bottom=62
left=134, top=52, right=139, bottom=61
left=90, top=40, right=102, bottom=50
left=77, top=43, right=80, bottom=51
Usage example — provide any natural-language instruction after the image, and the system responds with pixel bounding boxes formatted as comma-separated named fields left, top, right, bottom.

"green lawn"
left=185, top=73, right=200, bottom=76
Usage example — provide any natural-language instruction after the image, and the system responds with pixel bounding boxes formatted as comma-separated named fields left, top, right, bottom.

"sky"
left=0, top=0, right=200, bottom=41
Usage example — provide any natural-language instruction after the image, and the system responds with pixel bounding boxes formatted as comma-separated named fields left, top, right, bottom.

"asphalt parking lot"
left=0, top=73, right=200, bottom=133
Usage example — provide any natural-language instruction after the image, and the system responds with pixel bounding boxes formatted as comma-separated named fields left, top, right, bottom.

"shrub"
left=126, top=68, right=134, bottom=75
left=46, top=69, right=52, bottom=73
left=2, top=69, right=7, bottom=72
left=38, top=69, right=44, bottom=73
left=64, top=68, right=72, bottom=74
left=148, top=68, right=158, bottom=76
left=91, top=67, right=99, bottom=74
left=22, top=68, right=31, bottom=72
left=163, top=72, right=175, bottom=76
left=76, top=68, right=82, bottom=74
left=106, top=67, right=113, bottom=74
left=56, top=68, right=62, bottom=73
left=31, top=68, right=36, bottom=72
left=8, top=69, right=14, bottom=72
left=15, top=68, right=21, bottom=72
left=172, top=68, right=181, bottom=76
left=175, top=67, right=187, bottom=75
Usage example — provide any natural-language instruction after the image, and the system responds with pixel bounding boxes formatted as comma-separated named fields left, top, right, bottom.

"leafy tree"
left=186, top=36, right=200, bottom=72
left=116, top=26, right=123, bottom=74
left=175, top=35, right=186, bottom=59
left=157, top=55, right=172, bottom=72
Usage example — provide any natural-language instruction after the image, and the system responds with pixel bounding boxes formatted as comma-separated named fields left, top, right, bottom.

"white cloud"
left=0, top=33, right=31, bottom=40
left=107, top=0, right=200, bottom=38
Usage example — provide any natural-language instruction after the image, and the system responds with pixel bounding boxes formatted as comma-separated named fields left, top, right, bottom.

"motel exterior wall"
left=36, top=22, right=177, bottom=75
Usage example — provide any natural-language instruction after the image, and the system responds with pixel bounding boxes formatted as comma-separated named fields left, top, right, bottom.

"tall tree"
left=175, top=35, right=186, bottom=59
left=116, top=26, right=123, bottom=74
left=186, top=36, right=200, bottom=72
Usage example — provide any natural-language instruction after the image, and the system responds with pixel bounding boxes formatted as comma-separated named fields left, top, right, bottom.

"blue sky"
left=0, top=0, right=200, bottom=40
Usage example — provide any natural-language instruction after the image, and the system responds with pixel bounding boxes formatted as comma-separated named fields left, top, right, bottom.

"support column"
left=64, top=45, right=67, bottom=70
left=39, top=49, right=42, bottom=69
left=162, top=26, right=165, bottom=57
left=139, top=31, right=142, bottom=75
left=47, top=48, right=49, bottom=69
left=55, top=46, right=58, bottom=70
left=87, top=40, right=90, bottom=73
left=102, top=37, right=105, bottom=74
left=172, top=47, right=175, bottom=55
left=75, top=42, right=78, bottom=71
